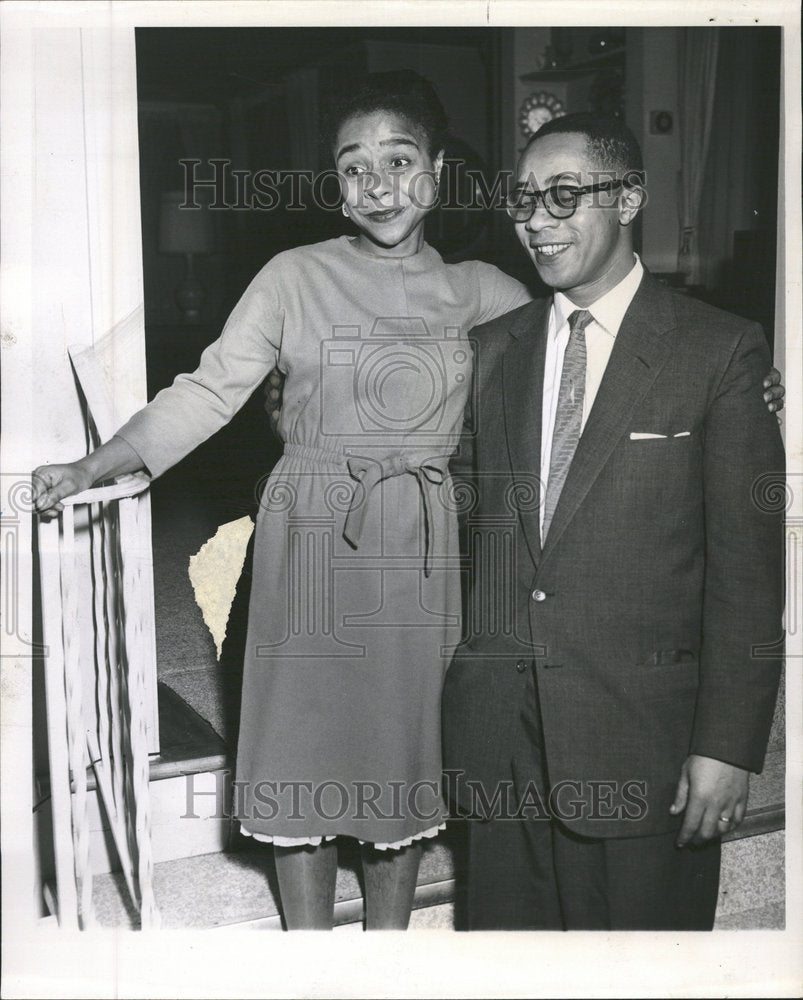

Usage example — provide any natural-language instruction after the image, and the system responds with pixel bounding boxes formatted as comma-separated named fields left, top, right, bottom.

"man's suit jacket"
left=442, top=270, right=785, bottom=839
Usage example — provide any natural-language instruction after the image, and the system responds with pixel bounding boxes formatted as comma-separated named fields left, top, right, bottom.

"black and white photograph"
left=1, top=1, right=801, bottom=997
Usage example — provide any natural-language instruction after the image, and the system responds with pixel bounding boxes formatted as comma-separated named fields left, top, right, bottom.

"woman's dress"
left=117, top=236, right=529, bottom=846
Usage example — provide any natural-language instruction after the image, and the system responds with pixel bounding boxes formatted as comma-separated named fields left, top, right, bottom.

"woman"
left=32, top=71, right=784, bottom=930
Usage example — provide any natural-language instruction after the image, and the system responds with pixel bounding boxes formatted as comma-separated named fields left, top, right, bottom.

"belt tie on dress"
left=343, top=452, right=450, bottom=578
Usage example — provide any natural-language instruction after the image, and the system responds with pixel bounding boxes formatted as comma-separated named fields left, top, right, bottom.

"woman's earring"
left=341, top=203, right=349, bottom=218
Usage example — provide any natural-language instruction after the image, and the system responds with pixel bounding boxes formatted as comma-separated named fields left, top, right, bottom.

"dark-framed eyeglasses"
left=504, top=179, right=625, bottom=221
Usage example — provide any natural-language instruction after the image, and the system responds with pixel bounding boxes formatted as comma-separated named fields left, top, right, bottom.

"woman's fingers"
left=762, top=367, right=785, bottom=412
left=31, top=466, right=53, bottom=495
left=31, top=465, right=76, bottom=517
left=34, top=488, right=62, bottom=517
left=36, top=500, right=64, bottom=522
left=32, top=469, right=56, bottom=509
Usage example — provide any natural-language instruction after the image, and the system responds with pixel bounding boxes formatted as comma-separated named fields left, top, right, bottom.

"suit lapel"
left=501, top=298, right=550, bottom=567
left=540, top=272, right=677, bottom=563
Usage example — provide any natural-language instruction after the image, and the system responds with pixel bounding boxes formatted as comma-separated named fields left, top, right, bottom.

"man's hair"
left=527, top=112, right=644, bottom=180
left=322, top=70, right=450, bottom=159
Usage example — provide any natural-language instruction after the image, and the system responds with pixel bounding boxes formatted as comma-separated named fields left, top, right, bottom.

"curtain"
left=677, top=28, right=720, bottom=285
left=697, top=28, right=780, bottom=293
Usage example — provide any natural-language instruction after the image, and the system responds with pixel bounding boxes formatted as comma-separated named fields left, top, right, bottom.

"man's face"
left=514, top=132, right=637, bottom=306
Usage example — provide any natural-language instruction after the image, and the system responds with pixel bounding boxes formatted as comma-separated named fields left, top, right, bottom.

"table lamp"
left=159, top=190, right=215, bottom=323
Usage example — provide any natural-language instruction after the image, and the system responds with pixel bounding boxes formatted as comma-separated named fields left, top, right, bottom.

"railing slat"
left=60, top=505, right=94, bottom=928
left=39, top=475, right=159, bottom=928
left=103, top=509, right=126, bottom=821
left=38, top=517, right=79, bottom=929
left=90, top=501, right=112, bottom=804
left=119, top=496, right=160, bottom=928
left=86, top=730, right=137, bottom=904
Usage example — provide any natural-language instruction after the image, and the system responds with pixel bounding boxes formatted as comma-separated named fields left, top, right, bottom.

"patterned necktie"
left=542, top=308, right=592, bottom=541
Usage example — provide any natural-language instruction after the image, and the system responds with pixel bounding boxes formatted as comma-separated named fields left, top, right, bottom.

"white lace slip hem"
left=239, top=821, right=446, bottom=851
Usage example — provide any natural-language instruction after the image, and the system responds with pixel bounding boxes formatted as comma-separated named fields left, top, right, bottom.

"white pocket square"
left=629, top=431, right=691, bottom=440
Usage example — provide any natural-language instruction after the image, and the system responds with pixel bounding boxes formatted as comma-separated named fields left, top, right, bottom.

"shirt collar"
left=552, top=254, right=644, bottom=339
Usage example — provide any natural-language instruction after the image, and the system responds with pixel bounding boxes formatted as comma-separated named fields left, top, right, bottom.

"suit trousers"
left=465, top=668, right=721, bottom=931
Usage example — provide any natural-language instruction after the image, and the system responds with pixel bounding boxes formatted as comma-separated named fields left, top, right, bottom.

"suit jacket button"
left=531, top=589, right=546, bottom=602
left=515, top=660, right=528, bottom=673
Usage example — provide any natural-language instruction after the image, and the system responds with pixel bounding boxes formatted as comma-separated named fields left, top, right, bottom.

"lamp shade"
left=159, top=190, right=214, bottom=254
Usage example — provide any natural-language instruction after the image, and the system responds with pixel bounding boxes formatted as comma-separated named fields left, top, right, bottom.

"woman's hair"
left=323, top=70, right=450, bottom=158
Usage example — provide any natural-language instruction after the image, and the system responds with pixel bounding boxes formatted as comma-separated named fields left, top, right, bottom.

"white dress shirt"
left=539, top=255, right=644, bottom=539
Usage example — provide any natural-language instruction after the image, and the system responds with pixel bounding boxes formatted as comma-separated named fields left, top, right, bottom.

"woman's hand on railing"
left=32, top=435, right=146, bottom=519
left=31, top=462, right=94, bottom=520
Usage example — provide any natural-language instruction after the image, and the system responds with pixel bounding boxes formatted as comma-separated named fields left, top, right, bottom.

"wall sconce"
left=159, top=191, right=215, bottom=324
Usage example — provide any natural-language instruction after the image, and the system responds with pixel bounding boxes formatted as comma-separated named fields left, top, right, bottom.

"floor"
left=92, top=826, right=468, bottom=930
left=90, top=827, right=784, bottom=931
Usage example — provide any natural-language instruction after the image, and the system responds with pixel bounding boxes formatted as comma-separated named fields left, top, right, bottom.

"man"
left=441, top=113, right=785, bottom=930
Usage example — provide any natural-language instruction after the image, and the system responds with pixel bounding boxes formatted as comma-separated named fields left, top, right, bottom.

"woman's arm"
left=474, top=263, right=532, bottom=326
left=117, top=267, right=283, bottom=480
left=32, top=435, right=145, bottom=520
left=33, top=255, right=287, bottom=520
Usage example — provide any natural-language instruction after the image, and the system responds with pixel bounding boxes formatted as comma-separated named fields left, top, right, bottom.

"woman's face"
left=335, top=110, right=443, bottom=256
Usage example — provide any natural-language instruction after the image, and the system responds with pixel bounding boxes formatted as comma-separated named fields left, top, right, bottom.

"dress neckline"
left=339, top=235, right=441, bottom=267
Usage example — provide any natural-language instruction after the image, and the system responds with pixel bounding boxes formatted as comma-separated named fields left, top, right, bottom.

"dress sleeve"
left=115, top=260, right=284, bottom=478
left=473, top=262, right=531, bottom=326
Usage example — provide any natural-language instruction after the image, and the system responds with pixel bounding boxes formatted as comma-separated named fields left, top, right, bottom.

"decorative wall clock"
left=518, top=91, right=565, bottom=139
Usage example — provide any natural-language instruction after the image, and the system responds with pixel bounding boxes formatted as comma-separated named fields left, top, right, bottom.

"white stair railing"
left=38, top=473, right=160, bottom=929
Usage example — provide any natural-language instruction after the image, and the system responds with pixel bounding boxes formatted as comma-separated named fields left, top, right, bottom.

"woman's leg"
left=360, top=841, right=423, bottom=930
left=273, top=840, right=339, bottom=930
